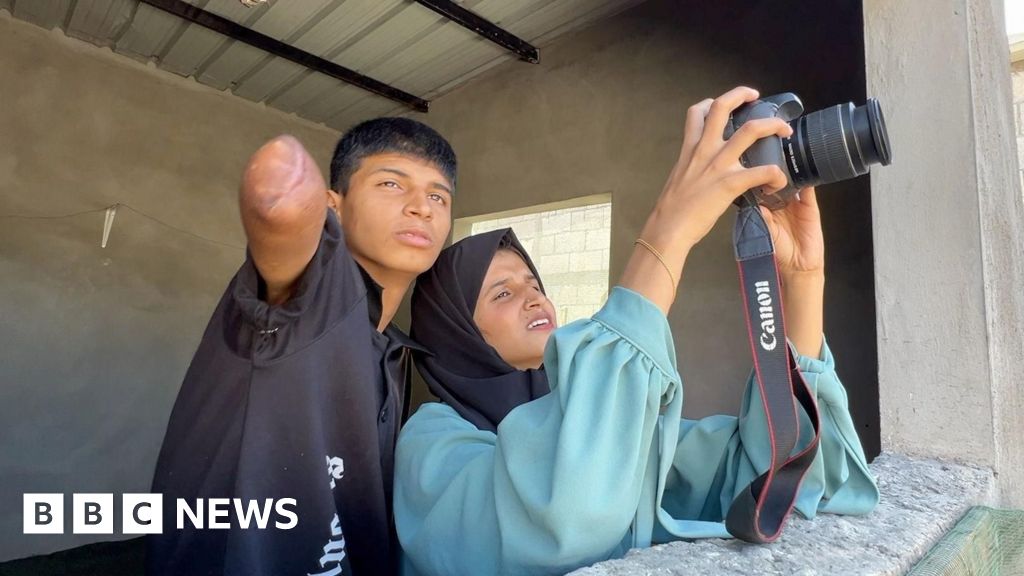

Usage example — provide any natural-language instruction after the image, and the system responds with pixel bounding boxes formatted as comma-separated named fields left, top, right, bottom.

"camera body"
left=725, top=93, right=806, bottom=210
left=725, top=92, right=891, bottom=210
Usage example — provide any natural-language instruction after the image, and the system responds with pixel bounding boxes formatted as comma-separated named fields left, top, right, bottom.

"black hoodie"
left=147, top=210, right=422, bottom=576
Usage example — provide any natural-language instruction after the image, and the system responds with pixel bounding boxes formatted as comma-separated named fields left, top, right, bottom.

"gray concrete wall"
left=0, top=12, right=339, bottom=560
left=1012, top=60, right=1024, bottom=192
left=415, top=0, right=880, bottom=456
left=865, top=0, right=1024, bottom=507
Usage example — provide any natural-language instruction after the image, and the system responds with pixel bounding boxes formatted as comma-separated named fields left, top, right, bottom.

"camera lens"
left=784, top=98, right=891, bottom=189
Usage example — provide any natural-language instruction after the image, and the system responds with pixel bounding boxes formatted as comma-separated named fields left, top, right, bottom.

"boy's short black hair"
left=329, top=117, right=457, bottom=194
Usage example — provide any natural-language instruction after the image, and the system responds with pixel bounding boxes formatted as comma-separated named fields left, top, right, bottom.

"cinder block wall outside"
left=463, top=203, right=612, bottom=325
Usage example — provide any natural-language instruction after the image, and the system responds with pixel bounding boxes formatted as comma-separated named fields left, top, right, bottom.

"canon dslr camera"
left=725, top=93, right=892, bottom=209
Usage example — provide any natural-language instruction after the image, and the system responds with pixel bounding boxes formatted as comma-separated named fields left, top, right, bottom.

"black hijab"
left=411, top=228, right=551, bottom=432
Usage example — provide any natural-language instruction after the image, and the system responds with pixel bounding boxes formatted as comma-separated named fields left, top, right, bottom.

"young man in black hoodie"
left=147, top=118, right=456, bottom=576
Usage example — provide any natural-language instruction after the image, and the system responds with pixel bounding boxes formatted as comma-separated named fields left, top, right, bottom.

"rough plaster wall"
left=1013, top=62, right=1024, bottom=192
left=966, top=0, right=1024, bottom=508
left=417, top=0, right=880, bottom=455
left=0, top=13, right=339, bottom=560
left=865, top=0, right=1024, bottom=506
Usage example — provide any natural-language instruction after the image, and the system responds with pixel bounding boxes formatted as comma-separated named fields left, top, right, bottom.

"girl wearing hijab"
left=394, top=88, right=879, bottom=576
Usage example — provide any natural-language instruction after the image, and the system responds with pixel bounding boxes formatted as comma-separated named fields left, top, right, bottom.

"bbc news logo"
left=24, top=494, right=298, bottom=534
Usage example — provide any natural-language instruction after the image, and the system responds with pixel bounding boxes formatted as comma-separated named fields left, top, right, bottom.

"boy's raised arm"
left=239, top=135, right=329, bottom=305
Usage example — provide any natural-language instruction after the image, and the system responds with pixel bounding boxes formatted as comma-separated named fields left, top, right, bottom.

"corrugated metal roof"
left=4, top=0, right=645, bottom=130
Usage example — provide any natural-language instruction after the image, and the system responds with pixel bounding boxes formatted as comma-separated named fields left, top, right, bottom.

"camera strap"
left=724, top=196, right=821, bottom=543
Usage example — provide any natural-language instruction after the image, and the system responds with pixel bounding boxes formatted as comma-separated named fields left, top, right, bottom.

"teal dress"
left=395, top=287, right=879, bottom=576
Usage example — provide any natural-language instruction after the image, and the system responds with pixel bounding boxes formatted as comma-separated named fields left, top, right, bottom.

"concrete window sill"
left=570, top=453, right=998, bottom=576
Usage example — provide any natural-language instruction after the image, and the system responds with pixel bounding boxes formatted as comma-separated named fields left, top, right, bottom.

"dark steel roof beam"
left=138, top=0, right=429, bottom=112
left=413, top=0, right=539, bottom=64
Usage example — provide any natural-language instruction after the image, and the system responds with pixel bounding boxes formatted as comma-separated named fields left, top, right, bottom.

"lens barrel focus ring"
left=805, top=104, right=864, bottom=185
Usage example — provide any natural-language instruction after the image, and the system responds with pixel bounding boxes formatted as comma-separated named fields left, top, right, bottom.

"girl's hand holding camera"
left=621, top=86, right=792, bottom=313
left=761, top=188, right=826, bottom=358
left=622, top=85, right=826, bottom=357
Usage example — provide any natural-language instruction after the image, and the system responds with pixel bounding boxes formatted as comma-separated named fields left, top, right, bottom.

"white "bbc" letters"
left=123, top=493, right=163, bottom=534
left=73, top=494, right=114, bottom=534
left=23, top=494, right=63, bottom=534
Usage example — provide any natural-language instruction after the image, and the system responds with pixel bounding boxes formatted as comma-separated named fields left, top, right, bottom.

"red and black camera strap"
left=724, top=196, right=822, bottom=543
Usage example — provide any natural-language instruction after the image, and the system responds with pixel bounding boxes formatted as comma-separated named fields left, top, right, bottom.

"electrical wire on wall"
left=0, top=203, right=245, bottom=251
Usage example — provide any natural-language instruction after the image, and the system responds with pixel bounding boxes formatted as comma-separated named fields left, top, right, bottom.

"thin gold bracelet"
left=634, top=238, right=677, bottom=292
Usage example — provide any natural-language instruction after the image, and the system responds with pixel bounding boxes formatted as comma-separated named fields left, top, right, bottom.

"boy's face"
left=330, top=152, right=453, bottom=284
